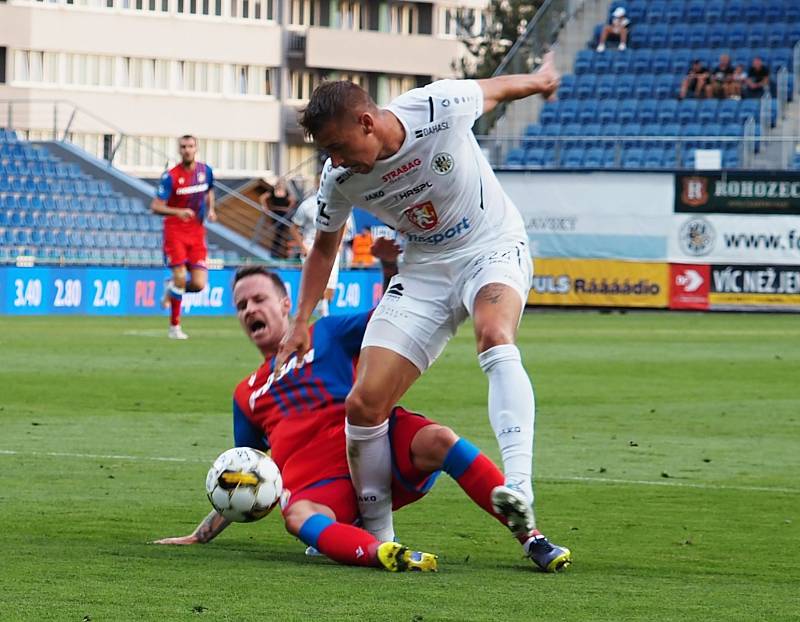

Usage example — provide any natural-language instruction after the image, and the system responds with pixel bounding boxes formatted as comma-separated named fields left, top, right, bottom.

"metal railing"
left=476, top=0, right=576, bottom=134
left=0, top=98, right=320, bottom=259
left=477, top=133, right=800, bottom=171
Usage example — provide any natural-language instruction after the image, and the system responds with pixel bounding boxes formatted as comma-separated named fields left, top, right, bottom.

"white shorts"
left=362, top=238, right=532, bottom=372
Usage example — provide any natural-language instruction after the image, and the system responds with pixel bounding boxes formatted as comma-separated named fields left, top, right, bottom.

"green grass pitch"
left=0, top=312, right=798, bottom=621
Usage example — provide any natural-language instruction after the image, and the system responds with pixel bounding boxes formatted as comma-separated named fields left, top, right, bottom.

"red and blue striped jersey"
left=232, top=312, right=370, bottom=492
left=156, top=162, right=214, bottom=226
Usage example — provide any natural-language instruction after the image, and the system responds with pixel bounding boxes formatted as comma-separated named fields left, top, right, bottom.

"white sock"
left=345, top=419, right=394, bottom=542
left=479, top=344, right=535, bottom=504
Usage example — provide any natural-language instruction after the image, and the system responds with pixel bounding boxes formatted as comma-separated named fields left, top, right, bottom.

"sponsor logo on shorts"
left=414, top=121, right=450, bottom=139
left=680, top=217, right=716, bottom=256
left=431, top=152, right=454, bottom=175
left=406, top=217, right=471, bottom=245
left=404, top=201, right=439, bottom=230
left=382, top=158, right=422, bottom=184
left=385, top=283, right=404, bottom=298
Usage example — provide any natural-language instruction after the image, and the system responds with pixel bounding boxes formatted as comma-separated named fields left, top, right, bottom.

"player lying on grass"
left=154, top=266, right=571, bottom=572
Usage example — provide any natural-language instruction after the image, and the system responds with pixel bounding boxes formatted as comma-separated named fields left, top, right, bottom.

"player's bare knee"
left=345, top=389, right=390, bottom=426
left=475, top=324, right=515, bottom=353
left=411, top=425, right=458, bottom=472
left=187, top=273, right=207, bottom=292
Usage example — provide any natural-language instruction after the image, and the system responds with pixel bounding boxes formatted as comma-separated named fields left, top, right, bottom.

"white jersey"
left=293, top=194, right=317, bottom=250
left=316, top=79, right=526, bottom=264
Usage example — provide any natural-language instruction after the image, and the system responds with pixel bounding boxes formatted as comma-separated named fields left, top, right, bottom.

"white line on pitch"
left=541, top=475, right=800, bottom=494
left=1, top=449, right=798, bottom=495
left=0, top=449, right=207, bottom=463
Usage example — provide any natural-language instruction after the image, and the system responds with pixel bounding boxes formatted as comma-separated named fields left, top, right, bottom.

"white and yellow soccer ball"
left=205, top=447, right=282, bottom=523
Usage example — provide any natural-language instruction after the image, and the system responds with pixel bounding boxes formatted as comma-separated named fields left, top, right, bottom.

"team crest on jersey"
left=431, top=152, right=454, bottom=175
left=404, top=201, right=438, bottom=230
left=178, top=177, right=185, bottom=184
left=198, top=173, right=206, bottom=183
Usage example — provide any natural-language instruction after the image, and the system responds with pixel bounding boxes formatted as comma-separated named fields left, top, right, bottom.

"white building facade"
left=0, top=0, right=488, bottom=178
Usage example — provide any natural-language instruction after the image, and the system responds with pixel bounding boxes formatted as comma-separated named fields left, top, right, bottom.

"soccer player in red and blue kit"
left=150, top=135, right=216, bottom=340
left=154, top=266, right=571, bottom=572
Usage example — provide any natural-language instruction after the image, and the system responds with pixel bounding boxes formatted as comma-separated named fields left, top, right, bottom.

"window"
left=336, top=0, right=367, bottom=30
left=288, top=70, right=319, bottom=100
left=390, top=3, right=417, bottom=34
left=12, top=50, right=59, bottom=84
left=289, top=0, right=313, bottom=25
left=0, top=48, right=6, bottom=84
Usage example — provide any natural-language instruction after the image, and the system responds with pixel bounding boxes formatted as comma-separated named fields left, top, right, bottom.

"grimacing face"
left=315, top=113, right=383, bottom=174
left=234, top=275, right=291, bottom=352
left=179, top=138, right=197, bottom=165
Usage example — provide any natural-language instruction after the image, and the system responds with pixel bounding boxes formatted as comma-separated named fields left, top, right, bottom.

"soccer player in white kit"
left=275, top=53, right=571, bottom=570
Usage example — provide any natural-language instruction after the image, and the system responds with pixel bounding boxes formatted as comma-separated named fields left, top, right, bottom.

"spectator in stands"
left=745, top=56, right=770, bottom=99
left=259, top=176, right=296, bottom=259
left=596, top=6, right=630, bottom=52
left=351, top=226, right=376, bottom=268
left=679, top=59, right=710, bottom=99
left=705, top=54, right=734, bottom=99
left=730, top=64, right=747, bottom=100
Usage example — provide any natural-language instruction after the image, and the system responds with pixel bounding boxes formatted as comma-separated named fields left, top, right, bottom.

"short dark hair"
left=233, top=265, right=288, bottom=297
left=299, top=80, right=376, bottom=139
left=179, top=134, right=197, bottom=144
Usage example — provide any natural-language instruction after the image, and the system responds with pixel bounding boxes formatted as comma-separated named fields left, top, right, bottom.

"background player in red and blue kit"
left=154, top=266, right=571, bottom=572
left=150, top=135, right=216, bottom=339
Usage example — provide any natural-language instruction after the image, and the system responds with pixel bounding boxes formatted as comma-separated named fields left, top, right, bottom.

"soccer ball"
left=205, top=447, right=282, bottom=522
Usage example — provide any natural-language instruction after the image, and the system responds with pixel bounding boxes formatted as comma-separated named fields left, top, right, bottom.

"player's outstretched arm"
left=478, top=51, right=560, bottom=115
left=274, top=227, right=343, bottom=370
left=151, top=510, right=231, bottom=545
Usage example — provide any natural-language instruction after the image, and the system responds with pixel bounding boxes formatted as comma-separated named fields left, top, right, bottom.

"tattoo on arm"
left=193, top=510, right=231, bottom=543
left=477, top=283, right=507, bottom=305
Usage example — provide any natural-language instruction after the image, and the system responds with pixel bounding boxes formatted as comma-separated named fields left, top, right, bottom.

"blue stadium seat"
left=562, top=148, right=584, bottom=168
left=583, top=147, right=604, bottom=168
left=523, top=148, right=546, bottom=167
left=668, top=28, right=688, bottom=49
left=643, top=147, right=666, bottom=169
left=540, top=102, right=558, bottom=125
left=614, top=75, right=636, bottom=99
left=728, top=23, right=747, bottom=47
left=631, top=50, right=652, bottom=74
left=619, top=100, right=638, bottom=124
left=558, top=100, right=580, bottom=124
left=637, top=99, right=657, bottom=124
left=686, top=0, right=705, bottom=21
left=670, top=50, right=692, bottom=74
left=593, top=52, right=613, bottom=74
left=622, top=123, right=643, bottom=149
left=768, top=24, right=787, bottom=48
left=630, top=24, right=651, bottom=49
left=678, top=100, right=699, bottom=125
left=506, top=148, right=525, bottom=166
left=0, top=212, right=8, bottom=227
left=688, top=24, right=708, bottom=48
left=575, top=75, right=597, bottom=99
left=622, top=147, right=645, bottom=168
left=596, top=75, right=617, bottom=99
left=657, top=100, right=679, bottom=124
left=698, top=100, right=719, bottom=125
left=578, top=101, right=598, bottom=125
left=665, top=2, right=685, bottom=23
left=559, top=75, right=576, bottom=100
left=561, top=123, right=583, bottom=150
left=574, top=50, right=593, bottom=75
left=635, top=75, right=656, bottom=100
left=598, top=100, right=618, bottom=124
left=646, top=3, right=667, bottom=24
left=582, top=122, right=602, bottom=137
left=650, top=24, right=668, bottom=48
left=747, top=24, right=767, bottom=48
left=724, top=0, right=744, bottom=23
left=611, top=53, right=631, bottom=75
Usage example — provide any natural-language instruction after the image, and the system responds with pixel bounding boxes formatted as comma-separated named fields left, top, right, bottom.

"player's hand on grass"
left=176, top=208, right=195, bottom=222
left=370, top=237, right=402, bottom=262
left=274, top=318, right=311, bottom=371
left=151, top=535, right=201, bottom=545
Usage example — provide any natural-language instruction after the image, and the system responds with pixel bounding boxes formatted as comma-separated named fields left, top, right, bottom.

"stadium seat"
left=614, top=75, right=636, bottom=99
left=559, top=75, right=576, bottom=100
left=506, top=148, right=525, bottom=166
left=622, top=147, right=645, bottom=168
left=596, top=75, right=617, bottom=100
left=631, top=50, right=652, bottom=74
left=657, top=100, right=679, bottom=124
left=558, top=100, right=580, bottom=124
left=634, top=75, right=655, bottom=99
left=697, top=100, right=719, bottom=125
left=619, top=100, right=638, bottom=124
left=598, top=100, right=618, bottom=125
left=562, top=148, right=584, bottom=168
left=575, top=75, right=597, bottom=99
